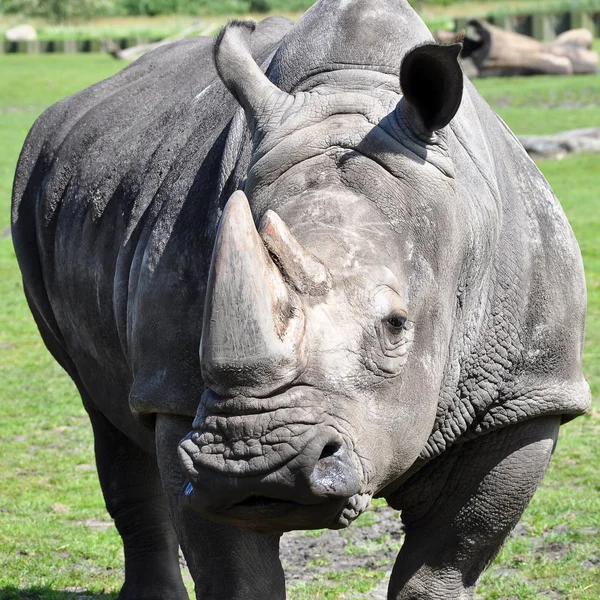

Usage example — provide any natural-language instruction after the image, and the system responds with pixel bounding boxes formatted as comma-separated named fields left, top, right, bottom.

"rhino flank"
left=11, top=0, right=589, bottom=598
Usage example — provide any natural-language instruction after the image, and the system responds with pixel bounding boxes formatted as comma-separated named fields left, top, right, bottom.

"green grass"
left=474, top=74, right=600, bottom=135
left=0, top=13, right=303, bottom=41
left=0, top=55, right=122, bottom=230
left=0, top=55, right=599, bottom=599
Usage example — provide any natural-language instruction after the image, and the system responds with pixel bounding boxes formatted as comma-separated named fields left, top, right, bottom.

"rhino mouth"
left=221, top=495, right=321, bottom=524
left=235, top=495, right=291, bottom=508
left=180, top=479, right=369, bottom=532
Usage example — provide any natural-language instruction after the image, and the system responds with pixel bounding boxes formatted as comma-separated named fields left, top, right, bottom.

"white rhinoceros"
left=12, top=1, right=589, bottom=598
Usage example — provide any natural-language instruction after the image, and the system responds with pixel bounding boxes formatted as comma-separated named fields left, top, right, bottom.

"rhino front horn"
left=200, top=190, right=306, bottom=397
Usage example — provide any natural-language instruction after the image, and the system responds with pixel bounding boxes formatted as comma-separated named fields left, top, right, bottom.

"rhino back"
left=11, top=18, right=292, bottom=439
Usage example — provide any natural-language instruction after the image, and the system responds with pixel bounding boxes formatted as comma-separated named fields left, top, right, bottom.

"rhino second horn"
left=260, top=210, right=331, bottom=296
left=200, top=191, right=306, bottom=397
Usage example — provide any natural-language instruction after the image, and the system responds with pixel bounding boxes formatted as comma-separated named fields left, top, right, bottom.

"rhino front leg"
left=155, top=414, right=286, bottom=600
left=387, top=415, right=561, bottom=600
left=87, top=406, right=188, bottom=600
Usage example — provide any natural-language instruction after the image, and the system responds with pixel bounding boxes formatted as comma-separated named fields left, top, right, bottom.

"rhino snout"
left=178, top=422, right=363, bottom=530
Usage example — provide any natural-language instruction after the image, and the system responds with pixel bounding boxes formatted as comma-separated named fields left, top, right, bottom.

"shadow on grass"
left=0, top=588, right=116, bottom=600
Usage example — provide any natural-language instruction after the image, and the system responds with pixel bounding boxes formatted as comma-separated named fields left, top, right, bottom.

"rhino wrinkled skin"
left=11, top=0, right=589, bottom=598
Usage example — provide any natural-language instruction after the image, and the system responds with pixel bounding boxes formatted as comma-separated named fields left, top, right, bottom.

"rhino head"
left=179, top=11, right=465, bottom=532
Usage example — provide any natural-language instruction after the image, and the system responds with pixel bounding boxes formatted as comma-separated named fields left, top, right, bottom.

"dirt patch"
left=280, top=505, right=403, bottom=596
left=74, top=463, right=95, bottom=472
left=541, top=541, right=571, bottom=562
left=277, top=510, right=597, bottom=596
left=78, top=519, right=114, bottom=531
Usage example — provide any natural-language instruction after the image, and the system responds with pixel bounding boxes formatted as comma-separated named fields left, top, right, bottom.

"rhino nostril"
left=310, top=443, right=360, bottom=499
left=319, top=443, right=341, bottom=461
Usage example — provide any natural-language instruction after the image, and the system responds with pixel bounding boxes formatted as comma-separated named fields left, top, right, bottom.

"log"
left=433, top=29, right=456, bottom=45
left=545, top=28, right=598, bottom=74
left=460, top=19, right=598, bottom=77
left=544, top=43, right=598, bottom=74
left=553, top=28, right=593, bottom=49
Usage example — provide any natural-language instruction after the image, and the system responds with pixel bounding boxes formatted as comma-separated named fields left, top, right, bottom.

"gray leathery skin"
left=11, top=0, right=589, bottom=598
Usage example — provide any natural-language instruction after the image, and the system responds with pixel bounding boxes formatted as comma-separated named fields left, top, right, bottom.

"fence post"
left=26, top=40, right=41, bottom=53
left=494, top=15, right=511, bottom=31
left=570, top=11, right=594, bottom=34
left=532, top=13, right=553, bottom=40
left=64, top=39, right=77, bottom=53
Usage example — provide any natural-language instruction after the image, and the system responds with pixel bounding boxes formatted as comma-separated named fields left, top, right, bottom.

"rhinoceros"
left=11, top=0, right=590, bottom=598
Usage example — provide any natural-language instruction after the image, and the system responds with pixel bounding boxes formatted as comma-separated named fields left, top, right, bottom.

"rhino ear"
left=214, top=20, right=290, bottom=129
left=400, top=43, right=463, bottom=131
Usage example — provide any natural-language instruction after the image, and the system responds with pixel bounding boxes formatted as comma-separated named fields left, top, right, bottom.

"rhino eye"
left=386, top=313, right=407, bottom=333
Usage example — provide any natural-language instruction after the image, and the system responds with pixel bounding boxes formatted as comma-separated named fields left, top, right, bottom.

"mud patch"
left=541, top=541, right=570, bottom=561
left=281, top=504, right=403, bottom=597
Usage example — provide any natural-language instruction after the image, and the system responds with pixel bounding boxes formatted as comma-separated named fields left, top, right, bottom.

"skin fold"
left=11, top=1, right=589, bottom=598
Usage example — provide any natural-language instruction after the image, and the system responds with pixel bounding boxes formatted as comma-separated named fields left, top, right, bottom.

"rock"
left=519, top=128, right=600, bottom=159
left=5, top=24, right=37, bottom=42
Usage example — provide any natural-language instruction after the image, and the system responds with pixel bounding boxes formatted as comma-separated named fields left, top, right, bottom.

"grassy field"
left=0, top=53, right=598, bottom=599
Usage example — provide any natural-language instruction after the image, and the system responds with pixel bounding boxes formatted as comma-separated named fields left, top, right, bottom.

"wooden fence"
left=2, top=10, right=600, bottom=52
left=0, top=37, right=161, bottom=54
left=455, top=10, right=600, bottom=41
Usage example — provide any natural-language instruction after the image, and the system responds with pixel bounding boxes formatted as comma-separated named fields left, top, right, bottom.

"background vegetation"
left=0, top=35, right=598, bottom=600
left=2, top=0, right=600, bottom=21
left=0, top=0, right=318, bottom=20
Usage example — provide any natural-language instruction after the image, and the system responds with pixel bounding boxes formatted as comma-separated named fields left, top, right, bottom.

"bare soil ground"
left=277, top=506, right=600, bottom=598
left=280, top=504, right=402, bottom=598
